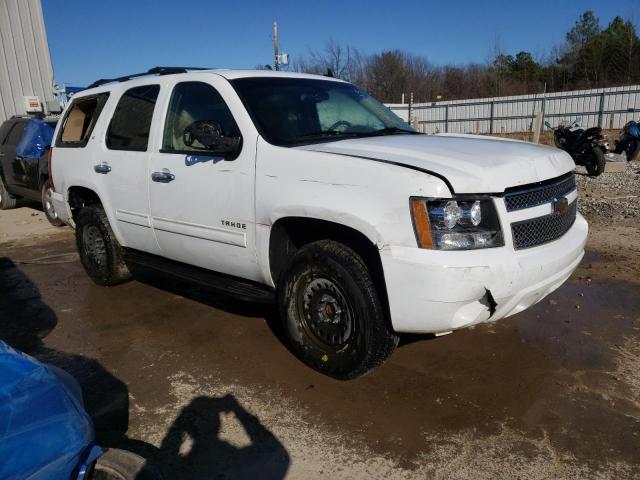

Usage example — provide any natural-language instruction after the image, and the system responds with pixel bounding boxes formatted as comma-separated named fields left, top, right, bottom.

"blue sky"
left=42, top=0, right=637, bottom=87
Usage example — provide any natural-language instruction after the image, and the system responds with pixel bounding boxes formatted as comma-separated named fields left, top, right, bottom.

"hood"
left=296, top=133, right=575, bottom=194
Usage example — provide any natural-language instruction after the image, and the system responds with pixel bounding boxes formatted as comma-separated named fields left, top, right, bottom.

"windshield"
left=231, top=77, right=416, bottom=146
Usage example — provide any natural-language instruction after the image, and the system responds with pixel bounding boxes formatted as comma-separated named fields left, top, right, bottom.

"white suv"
left=50, top=67, right=588, bottom=379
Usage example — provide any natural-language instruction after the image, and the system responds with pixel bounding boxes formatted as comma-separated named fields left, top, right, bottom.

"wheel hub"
left=44, top=188, right=57, bottom=219
left=301, top=278, right=353, bottom=348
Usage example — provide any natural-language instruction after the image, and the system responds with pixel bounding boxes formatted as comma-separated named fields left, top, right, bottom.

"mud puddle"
left=2, top=236, right=639, bottom=478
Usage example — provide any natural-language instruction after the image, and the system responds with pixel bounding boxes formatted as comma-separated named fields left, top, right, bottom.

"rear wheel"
left=90, top=448, right=160, bottom=480
left=76, top=205, right=131, bottom=286
left=278, top=240, right=398, bottom=380
left=0, top=176, right=17, bottom=209
left=585, top=147, right=605, bottom=176
left=41, top=180, right=64, bottom=226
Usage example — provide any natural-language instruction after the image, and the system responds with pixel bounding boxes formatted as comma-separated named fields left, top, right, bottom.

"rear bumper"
left=51, top=191, right=72, bottom=225
left=380, top=213, right=588, bottom=333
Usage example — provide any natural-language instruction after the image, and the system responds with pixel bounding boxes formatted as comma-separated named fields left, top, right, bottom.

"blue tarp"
left=0, top=341, right=94, bottom=480
left=15, top=118, right=55, bottom=159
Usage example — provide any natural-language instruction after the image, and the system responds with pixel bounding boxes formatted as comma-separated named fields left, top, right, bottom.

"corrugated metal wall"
left=387, top=85, right=640, bottom=134
left=0, top=0, right=56, bottom=124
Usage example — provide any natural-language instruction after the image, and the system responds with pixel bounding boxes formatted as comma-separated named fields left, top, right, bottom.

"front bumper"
left=380, top=212, right=588, bottom=333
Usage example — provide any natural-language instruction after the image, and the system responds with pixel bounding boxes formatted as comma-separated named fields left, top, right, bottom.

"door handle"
left=94, top=163, right=112, bottom=174
left=151, top=168, right=175, bottom=183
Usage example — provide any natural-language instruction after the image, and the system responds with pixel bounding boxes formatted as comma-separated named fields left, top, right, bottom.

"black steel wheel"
left=75, top=205, right=131, bottom=286
left=297, top=276, right=355, bottom=351
left=278, top=240, right=398, bottom=380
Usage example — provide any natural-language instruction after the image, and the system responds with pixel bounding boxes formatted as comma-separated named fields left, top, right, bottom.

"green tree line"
left=293, top=11, right=640, bottom=103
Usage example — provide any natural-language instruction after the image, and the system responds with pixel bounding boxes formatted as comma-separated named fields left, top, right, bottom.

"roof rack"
left=87, top=66, right=211, bottom=89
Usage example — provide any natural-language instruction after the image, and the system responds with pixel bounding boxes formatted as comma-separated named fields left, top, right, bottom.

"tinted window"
left=162, top=82, right=239, bottom=152
left=107, top=85, right=160, bottom=151
left=4, top=122, right=27, bottom=145
left=58, top=93, right=109, bottom=146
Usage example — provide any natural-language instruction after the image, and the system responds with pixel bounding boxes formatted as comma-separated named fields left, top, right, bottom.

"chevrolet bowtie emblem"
left=552, top=197, right=569, bottom=214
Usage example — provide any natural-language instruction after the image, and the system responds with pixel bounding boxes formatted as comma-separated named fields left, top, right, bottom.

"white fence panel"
left=387, top=85, right=640, bottom=134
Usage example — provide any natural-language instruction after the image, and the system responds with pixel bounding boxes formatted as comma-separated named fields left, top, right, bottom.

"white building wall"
left=0, top=0, right=56, bottom=123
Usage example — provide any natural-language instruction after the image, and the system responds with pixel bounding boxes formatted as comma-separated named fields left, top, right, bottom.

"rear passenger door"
left=97, top=84, right=161, bottom=254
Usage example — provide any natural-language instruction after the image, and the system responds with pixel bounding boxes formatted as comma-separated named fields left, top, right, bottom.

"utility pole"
left=273, top=21, right=280, bottom=71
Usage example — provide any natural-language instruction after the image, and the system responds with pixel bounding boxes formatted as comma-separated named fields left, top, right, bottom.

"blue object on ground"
left=15, top=118, right=55, bottom=159
left=0, top=341, right=96, bottom=480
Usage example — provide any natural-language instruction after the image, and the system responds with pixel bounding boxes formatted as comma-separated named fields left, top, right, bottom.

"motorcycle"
left=614, top=120, right=640, bottom=162
left=545, top=116, right=607, bottom=176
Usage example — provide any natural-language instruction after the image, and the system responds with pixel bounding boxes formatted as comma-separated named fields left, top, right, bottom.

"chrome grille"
left=504, top=174, right=576, bottom=212
left=511, top=201, right=577, bottom=250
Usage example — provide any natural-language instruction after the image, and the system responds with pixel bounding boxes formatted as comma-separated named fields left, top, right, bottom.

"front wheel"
left=76, top=205, right=131, bottom=286
left=278, top=240, right=398, bottom=380
left=41, top=180, right=64, bottom=226
left=585, top=147, right=605, bottom=176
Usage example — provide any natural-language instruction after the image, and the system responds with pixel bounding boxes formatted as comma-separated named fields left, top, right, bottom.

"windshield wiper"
left=293, top=127, right=419, bottom=143
left=293, top=130, right=364, bottom=141
left=367, top=127, right=420, bottom=136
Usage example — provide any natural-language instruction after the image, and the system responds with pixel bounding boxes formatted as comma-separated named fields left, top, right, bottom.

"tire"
left=277, top=240, right=398, bottom=380
left=76, top=205, right=131, bottom=286
left=90, top=448, right=161, bottom=480
left=0, top=176, right=17, bottom=210
left=41, top=180, right=64, bottom=226
left=585, top=147, right=605, bottom=176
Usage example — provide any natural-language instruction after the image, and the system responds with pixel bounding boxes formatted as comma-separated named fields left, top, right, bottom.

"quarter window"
left=107, top=85, right=160, bottom=151
left=162, top=82, right=239, bottom=152
left=57, top=93, right=109, bottom=147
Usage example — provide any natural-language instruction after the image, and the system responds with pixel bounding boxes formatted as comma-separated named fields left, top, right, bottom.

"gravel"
left=576, top=161, right=640, bottom=220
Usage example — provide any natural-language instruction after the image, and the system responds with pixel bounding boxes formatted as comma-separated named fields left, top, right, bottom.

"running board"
left=123, top=249, right=275, bottom=303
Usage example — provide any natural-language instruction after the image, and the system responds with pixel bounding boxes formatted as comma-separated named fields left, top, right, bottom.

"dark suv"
left=0, top=116, right=62, bottom=226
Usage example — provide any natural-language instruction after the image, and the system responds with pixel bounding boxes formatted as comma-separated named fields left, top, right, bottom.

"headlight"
left=410, top=197, right=504, bottom=250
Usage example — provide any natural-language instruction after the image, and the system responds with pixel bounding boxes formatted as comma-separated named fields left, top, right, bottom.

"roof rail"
left=87, top=66, right=211, bottom=89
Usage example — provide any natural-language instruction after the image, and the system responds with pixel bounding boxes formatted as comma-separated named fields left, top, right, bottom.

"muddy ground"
left=0, top=169, right=638, bottom=479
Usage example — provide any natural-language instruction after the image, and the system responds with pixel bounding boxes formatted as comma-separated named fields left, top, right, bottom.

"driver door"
left=148, top=78, right=258, bottom=281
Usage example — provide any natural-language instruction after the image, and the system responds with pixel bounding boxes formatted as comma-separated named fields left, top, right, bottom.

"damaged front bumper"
left=380, top=212, right=588, bottom=334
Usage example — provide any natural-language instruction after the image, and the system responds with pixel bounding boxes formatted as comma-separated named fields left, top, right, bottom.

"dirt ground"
left=1, top=171, right=639, bottom=479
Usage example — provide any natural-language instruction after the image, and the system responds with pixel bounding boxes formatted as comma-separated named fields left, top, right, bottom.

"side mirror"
left=183, top=120, right=241, bottom=158
left=574, top=116, right=582, bottom=126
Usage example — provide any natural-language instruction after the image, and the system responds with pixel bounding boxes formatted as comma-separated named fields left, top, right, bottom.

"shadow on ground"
left=0, top=258, right=290, bottom=479
left=128, top=395, right=290, bottom=479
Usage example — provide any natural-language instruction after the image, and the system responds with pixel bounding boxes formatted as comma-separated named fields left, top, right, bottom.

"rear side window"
left=3, top=122, right=27, bottom=145
left=57, top=93, right=109, bottom=147
left=106, top=85, right=160, bottom=151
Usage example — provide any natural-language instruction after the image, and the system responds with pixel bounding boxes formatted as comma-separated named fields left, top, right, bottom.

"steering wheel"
left=328, top=120, right=352, bottom=132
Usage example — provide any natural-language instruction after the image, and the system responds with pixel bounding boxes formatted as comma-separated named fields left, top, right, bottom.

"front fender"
left=269, top=206, right=383, bottom=247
